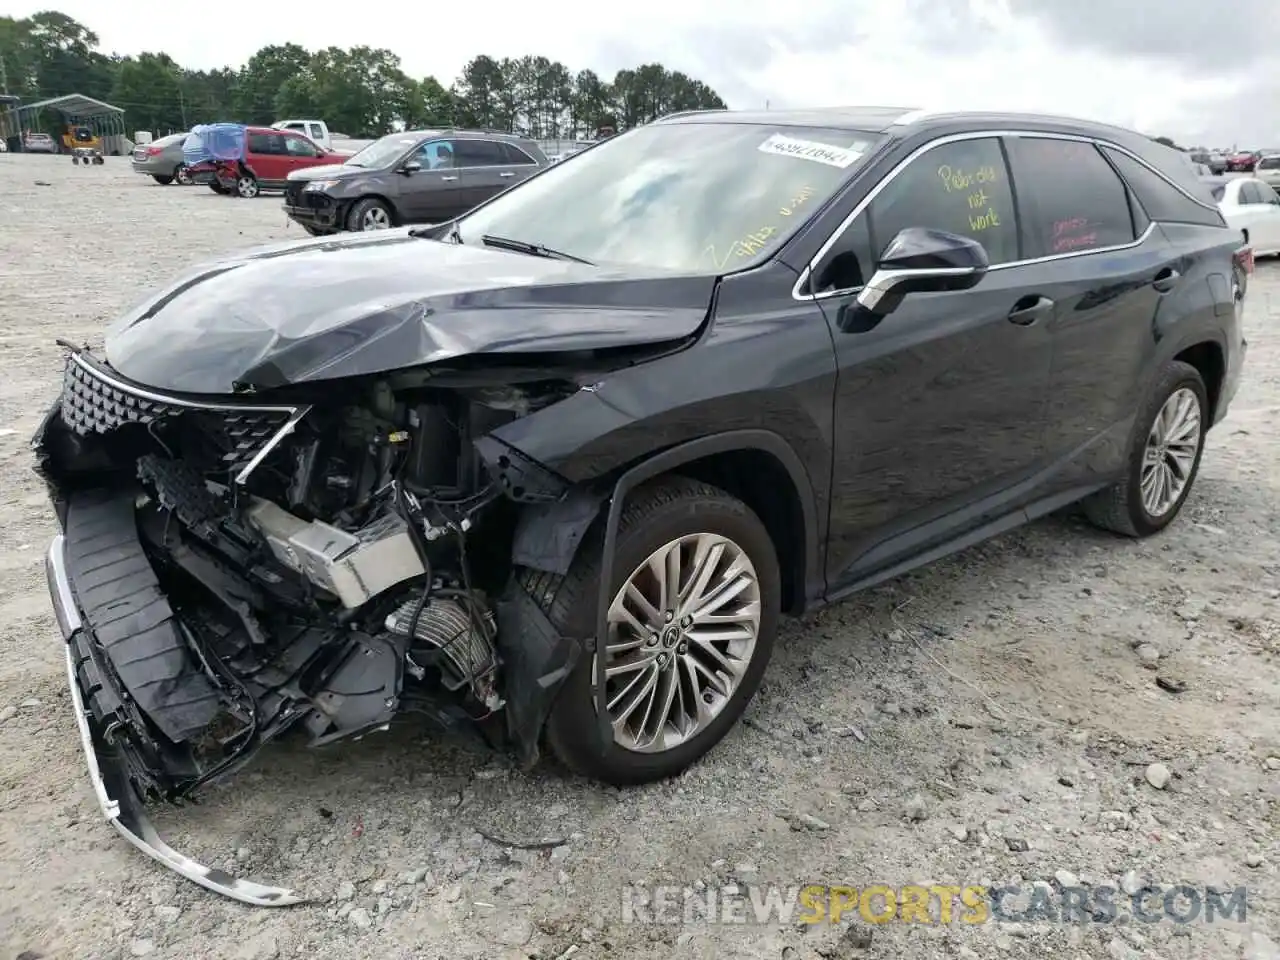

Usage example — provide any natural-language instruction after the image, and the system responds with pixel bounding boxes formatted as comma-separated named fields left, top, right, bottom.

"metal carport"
left=2, top=94, right=129, bottom=155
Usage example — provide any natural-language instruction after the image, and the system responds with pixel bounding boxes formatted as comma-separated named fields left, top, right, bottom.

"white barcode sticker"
left=758, top=134, right=863, bottom=169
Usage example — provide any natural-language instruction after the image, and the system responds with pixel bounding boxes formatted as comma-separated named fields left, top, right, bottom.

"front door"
left=401, top=138, right=466, bottom=222
left=807, top=134, right=1054, bottom=589
left=280, top=132, right=326, bottom=182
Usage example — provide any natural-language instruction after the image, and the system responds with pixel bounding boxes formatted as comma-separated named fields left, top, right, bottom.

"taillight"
left=146, top=145, right=162, bottom=156
left=1233, top=246, right=1254, bottom=276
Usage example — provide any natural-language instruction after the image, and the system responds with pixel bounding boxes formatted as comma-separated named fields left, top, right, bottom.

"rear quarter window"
left=1004, top=137, right=1135, bottom=258
left=1099, top=146, right=1225, bottom=228
left=1210, top=184, right=1226, bottom=202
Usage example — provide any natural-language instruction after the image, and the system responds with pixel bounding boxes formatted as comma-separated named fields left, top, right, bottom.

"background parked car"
left=208, top=126, right=337, bottom=198
left=1253, top=154, right=1280, bottom=191
left=1210, top=176, right=1280, bottom=256
left=1205, top=151, right=1229, bottom=174
left=22, top=131, right=55, bottom=153
left=131, top=132, right=194, bottom=184
left=282, top=129, right=548, bottom=234
left=1226, top=150, right=1258, bottom=172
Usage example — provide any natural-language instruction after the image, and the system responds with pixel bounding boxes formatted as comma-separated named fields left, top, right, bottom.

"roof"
left=656, top=105, right=1155, bottom=140
left=11, top=93, right=123, bottom=117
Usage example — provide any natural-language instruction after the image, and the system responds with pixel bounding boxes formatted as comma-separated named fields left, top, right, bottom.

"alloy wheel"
left=361, top=206, right=391, bottom=230
left=237, top=177, right=258, bottom=199
left=596, top=532, right=762, bottom=753
left=1141, top=386, right=1202, bottom=518
left=176, top=165, right=192, bottom=185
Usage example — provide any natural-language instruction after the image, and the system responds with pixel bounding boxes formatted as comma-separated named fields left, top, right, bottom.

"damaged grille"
left=59, top=353, right=301, bottom=479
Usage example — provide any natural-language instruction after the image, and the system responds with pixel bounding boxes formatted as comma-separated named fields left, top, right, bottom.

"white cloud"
left=12, top=0, right=1273, bottom=147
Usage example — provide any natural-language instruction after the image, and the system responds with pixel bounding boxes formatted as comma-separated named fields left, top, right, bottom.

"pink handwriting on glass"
left=1052, top=218, right=1096, bottom=252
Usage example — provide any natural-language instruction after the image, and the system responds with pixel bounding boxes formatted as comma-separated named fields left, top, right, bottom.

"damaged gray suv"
left=35, top=106, right=1246, bottom=904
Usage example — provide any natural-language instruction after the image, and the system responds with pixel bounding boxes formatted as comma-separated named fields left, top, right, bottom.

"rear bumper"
left=45, top=531, right=304, bottom=907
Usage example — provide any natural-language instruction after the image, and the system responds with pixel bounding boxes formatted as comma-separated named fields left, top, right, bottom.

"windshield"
left=455, top=122, right=882, bottom=273
left=346, top=133, right=422, bottom=168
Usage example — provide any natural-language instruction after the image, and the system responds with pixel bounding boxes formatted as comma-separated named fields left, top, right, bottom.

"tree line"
left=0, top=10, right=728, bottom=139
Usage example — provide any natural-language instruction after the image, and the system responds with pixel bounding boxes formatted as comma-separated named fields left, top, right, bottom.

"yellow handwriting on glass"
left=780, top=185, right=816, bottom=217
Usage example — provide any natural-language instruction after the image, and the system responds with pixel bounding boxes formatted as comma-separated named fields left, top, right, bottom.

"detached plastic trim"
left=46, top=534, right=305, bottom=907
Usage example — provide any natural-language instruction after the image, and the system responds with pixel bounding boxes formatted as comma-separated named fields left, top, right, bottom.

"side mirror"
left=856, top=227, right=990, bottom=316
left=401, top=160, right=422, bottom=175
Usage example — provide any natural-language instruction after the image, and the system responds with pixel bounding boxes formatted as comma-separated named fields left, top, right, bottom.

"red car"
left=1226, top=151, right=1258, bottom=173
left=199, top=126, right=338, bottom=198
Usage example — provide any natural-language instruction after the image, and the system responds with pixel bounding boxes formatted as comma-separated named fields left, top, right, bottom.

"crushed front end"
left=34, top=348, right=585, bottom=904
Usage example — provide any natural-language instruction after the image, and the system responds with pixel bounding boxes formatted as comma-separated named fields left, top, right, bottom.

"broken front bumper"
left=45, top=533, right=304, bottom=907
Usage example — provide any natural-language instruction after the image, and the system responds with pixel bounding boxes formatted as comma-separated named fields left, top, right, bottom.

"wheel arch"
left=499, top=429, right=822, bottom=617
left=1172, top=338, right=1226, bottom=424
left=348, top=194, right=399, bottom=226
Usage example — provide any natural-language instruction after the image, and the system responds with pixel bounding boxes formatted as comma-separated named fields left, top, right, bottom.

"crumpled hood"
left=104, top=230, right=716, bottom=394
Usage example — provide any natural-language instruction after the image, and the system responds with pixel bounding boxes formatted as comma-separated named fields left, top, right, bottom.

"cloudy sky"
left=15, top=0, right=1280, bottom=147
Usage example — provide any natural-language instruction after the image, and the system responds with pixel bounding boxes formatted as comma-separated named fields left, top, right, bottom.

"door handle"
left=1007, top=295, right=1054, bottom=325
left=499, top=171, right=515, bottom=178
left=441, top=175, right=458, bottom=182
left=1152, top=267, right=1181, bottom=293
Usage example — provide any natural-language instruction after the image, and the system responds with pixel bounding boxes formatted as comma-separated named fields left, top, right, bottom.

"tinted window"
left=283, top=135, right=319, bottom=157
left=1210, top=184, right=1226, bottom=202
left=308, top=124, right=324, bottom=141
left=456, top=140, right=509, bottom=167
left=1006, top=137, right=1134, bottom=258
left=502, top=142, right=537, bottom=165
left=1258, top=182, right=1280, bottom=205
left=1239, top=182, right=1264, bottom=204
left=868, top=136, right=1019, bottom=265
left=455, top=122, right=882, bottom=273
left=414, top=139, right=456, bottom=169
left=247, top=133, right=281, bottom=155
left=1257, top=156, right=1280, bottom=170
left=1099, top=146, right=1223, bottom=227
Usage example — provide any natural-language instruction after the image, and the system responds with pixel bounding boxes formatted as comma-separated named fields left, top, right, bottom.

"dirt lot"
left=0, top=155, right=1276, bottom=960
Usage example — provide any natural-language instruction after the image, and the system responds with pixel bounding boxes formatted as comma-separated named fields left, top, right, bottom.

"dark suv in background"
left=283, top=128, right=548, bottom=234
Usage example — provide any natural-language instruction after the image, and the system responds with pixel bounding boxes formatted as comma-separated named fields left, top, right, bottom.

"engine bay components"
left=245, top=497, right=426, bottom=608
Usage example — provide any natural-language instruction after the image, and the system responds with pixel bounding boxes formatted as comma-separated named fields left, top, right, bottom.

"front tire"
left=527, top=476, right=781, bottom=785
left=1084, top=360, right=1208, bottom=537
left=235, top=174, right=259, bottom=198
left=152, top=174, right=174, bottom=185
left=346, top=197, right=393, bottom=231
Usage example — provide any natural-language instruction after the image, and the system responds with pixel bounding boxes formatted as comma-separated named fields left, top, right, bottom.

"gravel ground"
left=0, top=155, right=1277, bottom=960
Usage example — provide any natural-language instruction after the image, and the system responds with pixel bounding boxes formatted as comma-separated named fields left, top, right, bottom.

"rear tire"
left=152, top=174, right=174, bottom=185
left=175, top=165, right=192, bottom=185
left=346, top=198, right=393, bottom=231
left=1083, top=360, right=1208, bottom=538
left=235, top=174, right=259, bottom=199
left=209, top=182, right=229, bottom=195
left=525, top=476, right=781, bottom=785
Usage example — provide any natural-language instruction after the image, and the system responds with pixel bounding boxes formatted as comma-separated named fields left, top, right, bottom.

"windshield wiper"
left=480, top=234, right=592, bottom=264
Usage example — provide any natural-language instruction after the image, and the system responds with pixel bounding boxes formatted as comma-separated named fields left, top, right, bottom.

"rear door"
left=456, top=139, right=521, bottom=212
left=1002, top=135, right=1176, bottom=489
left=246, top=131, right=288, bottom=184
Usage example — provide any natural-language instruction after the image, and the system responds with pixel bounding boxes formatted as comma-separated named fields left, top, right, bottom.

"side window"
left=308, top=124, right=324, bottom=142
left=1237, top=182, right=1260, bottom=204
left=247, top=133, right=277, bottom=155
left=867, top=136, right=1019, bottom=265
left=282, top=123, right=304, bottom=132
left=1257, top=182, right=1280, bottom=205
left=283, top=135, right=318, bottom=158
left=502, top=142, right=537, bottom=166
left=1099, top=146, right=1224, bottom=227
left=414, top=140, right=456, bottom=169
left=455, top=140, right=509, bottom=167
left=1005, top=137, right=1134, bottom=258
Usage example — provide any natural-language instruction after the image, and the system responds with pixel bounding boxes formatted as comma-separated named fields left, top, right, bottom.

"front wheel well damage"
left=507, top=441, right=811, bottom=616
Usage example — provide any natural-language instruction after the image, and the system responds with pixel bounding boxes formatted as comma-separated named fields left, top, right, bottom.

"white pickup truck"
left=271, top=120, right=369, bottom=157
